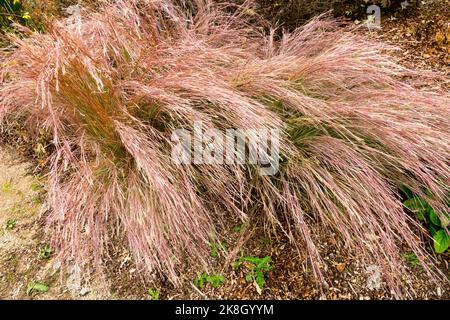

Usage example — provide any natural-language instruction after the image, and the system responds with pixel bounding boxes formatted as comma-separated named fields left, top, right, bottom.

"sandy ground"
left=0, top=147, right=111, bottom=299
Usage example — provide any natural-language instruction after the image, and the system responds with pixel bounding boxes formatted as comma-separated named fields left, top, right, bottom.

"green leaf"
left=2, top=181, right=12, bottom=192
left=429, top=225, right=437, bottom=237
left=237, top=255, right=272, bottom=292
left=5, top=219, right=17, bottom=230
left=241, top=256, right=259, bottom=265
left=206, top=275, right=225, bottom=288
left=233, top=224, right=245, bottom=233
left=404, top=197, right=429, bottom=212
left=148, top=288, right=159, bottom=300
left=402, top=252, right=421, bottom=268
left=26, top=282, right=49, bottom=295
left=433, top=230, right=450, bottom=254
left=193, top=273, right=206, bottom=288
left=414, top=209, right=426, bottom=222
left=257, top=256, right=272, bottom=271
left=210, top=242, right=219, bottom=258
left=255, top=272, right=265, bottom=289
left=38, top=244, right=53, bottom=260
left=194, top=273, right=225, bottom=289
left=429, top=209, right=441, bottom=227
left=210, top=241, right=227, bottom=258
left=31, top=182, right=42, bottom=192
left=399, top=185, right=414, bottom=199
left=404, top=197, right=431, bottom=222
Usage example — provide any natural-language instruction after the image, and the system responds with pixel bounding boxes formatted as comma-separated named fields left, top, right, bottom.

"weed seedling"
left=194, top=273, right=225, bottom=289
left=234, top=255, right=272, bottom=291
left=5, top=219, right=17, bottom=230
left=210, top=241, right=228, bottom=258
left=31, top=182, right=42, bottom=192
left=403, top=194, right=450, bottom=254
left=403, top=252, right=421, bottom=268
left=2, top=180, right=12, bottom=192
left=148, top=288, right=160, bottom=300
left=38, top=244, right=53, bottom=260
left=26, top=282, right=49, bottom=296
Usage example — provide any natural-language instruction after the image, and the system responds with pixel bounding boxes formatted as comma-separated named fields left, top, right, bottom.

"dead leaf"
left=435, top=31, right=445, bottom=46
left=336, top=263, right=347, bottom=273
left=254, top=281, right=262, bottom=295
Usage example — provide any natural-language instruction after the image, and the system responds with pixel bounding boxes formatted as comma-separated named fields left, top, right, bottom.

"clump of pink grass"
left=1, top=0, right=449, bottom=297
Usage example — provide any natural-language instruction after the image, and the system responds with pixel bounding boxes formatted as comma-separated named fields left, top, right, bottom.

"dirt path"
left=0, top=147, right=111, bottom=299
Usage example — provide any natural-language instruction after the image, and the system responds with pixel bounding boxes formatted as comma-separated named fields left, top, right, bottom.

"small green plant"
left=2, top=180, right=12, bottom=192
left=38, top=244, right=53, bottom=260
left=234, top=255, right=272, bottom=291
left=5, top=219, right=17, bottom=230
left=210, top=241, right=227, bottom=258
left=403, top=194, right=450, bottom=254
left=403, top=252, right=421, bottom=268
left=232, top=224, right=245, bottom=233
left=31, top=182, right=42, bottom=192
left=194, top=273, right=226, bottom=289
left=26, top=282, right=49, bottom=296
left=148, top=288, right=160, bottom=300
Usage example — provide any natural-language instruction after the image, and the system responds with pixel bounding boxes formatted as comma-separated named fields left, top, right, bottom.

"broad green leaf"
left=433, top=230, right=450, bottom=254
left=429, top=225, right=437, bottom=237
left=429, top=209, right=441, bottom=227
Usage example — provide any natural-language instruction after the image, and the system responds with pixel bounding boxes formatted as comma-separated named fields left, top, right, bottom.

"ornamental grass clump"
left=1, top=0, right=449, bottom=297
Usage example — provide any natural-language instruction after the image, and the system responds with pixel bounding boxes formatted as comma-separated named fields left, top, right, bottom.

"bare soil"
left=0, top=147, right=109, bottom=300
